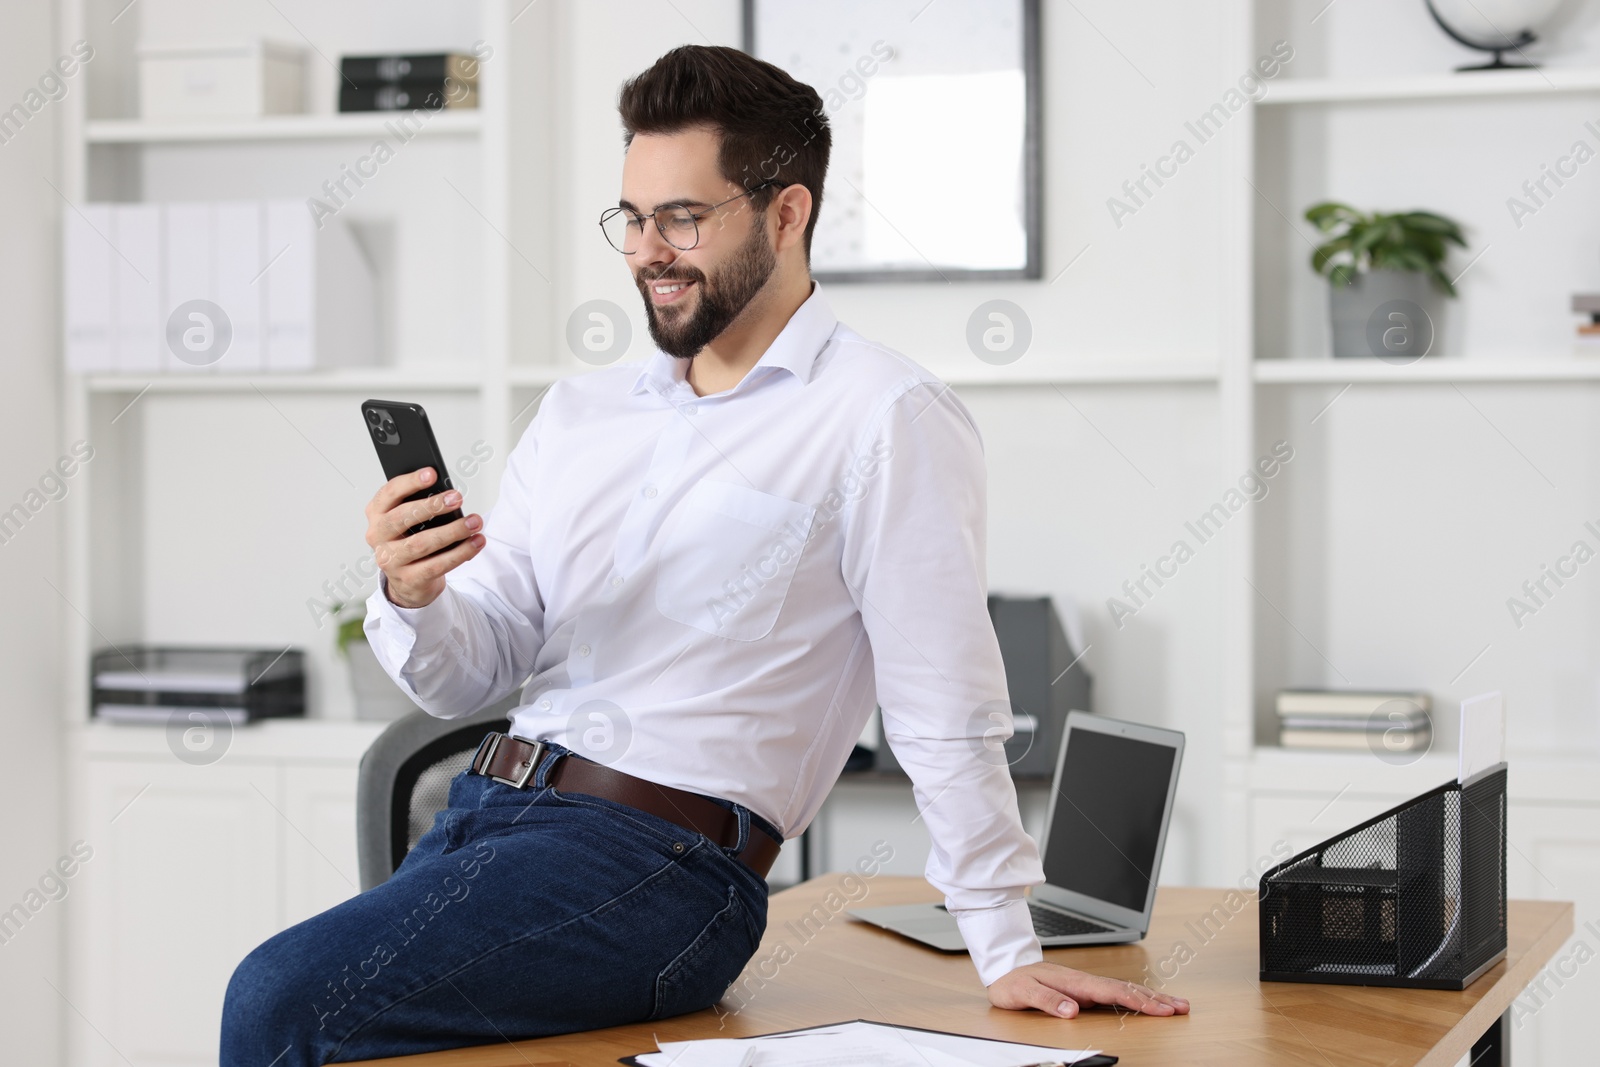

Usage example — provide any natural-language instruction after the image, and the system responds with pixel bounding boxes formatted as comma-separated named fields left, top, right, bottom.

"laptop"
left=848, top=710, right=1185, bottom=950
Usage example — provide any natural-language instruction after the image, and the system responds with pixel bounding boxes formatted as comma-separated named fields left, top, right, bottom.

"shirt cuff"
left=950, top=897, right=1045, bottom=986
left=365, top=575, right=458, bottom=657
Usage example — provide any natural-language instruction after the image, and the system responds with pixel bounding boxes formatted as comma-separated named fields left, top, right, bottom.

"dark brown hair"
left=618, top=45, right=831, bottom=259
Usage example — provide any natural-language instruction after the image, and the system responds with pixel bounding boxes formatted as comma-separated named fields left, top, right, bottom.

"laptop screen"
left=1041, top=727, right=1177, bottom=912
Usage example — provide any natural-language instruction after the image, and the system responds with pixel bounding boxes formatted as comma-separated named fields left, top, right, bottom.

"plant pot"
left=345, top=640, right=420, bottom=721
left=1328, top=268, right=1442, bottom=360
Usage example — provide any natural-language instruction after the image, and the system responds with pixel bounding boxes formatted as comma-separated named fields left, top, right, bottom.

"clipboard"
left=619, top=1017, right=1118, bottom=1066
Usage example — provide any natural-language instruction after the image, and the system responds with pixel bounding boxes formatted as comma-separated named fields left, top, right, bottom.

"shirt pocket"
left=654, top=479, right=816, bottom=642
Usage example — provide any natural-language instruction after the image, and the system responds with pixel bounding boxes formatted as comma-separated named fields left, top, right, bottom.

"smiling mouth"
left=647, top=278, right=696, bottom=305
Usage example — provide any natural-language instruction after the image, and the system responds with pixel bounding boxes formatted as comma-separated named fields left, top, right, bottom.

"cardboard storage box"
left=137, top=39, right=304, bottom=120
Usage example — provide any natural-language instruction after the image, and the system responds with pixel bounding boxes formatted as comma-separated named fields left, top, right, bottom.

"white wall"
left=547, top=0, right=1236, bottom=371
left=0, top=0, right=67, bottom=1061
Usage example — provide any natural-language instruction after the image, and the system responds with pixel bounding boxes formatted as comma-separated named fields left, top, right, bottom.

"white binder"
left=64, top=205, right=113, bottom=373
left=112, top=203, right=163, bottom=373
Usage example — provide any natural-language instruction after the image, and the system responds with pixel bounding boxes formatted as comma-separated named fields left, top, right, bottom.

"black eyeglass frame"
left=598, top=180, right=779, bottom=254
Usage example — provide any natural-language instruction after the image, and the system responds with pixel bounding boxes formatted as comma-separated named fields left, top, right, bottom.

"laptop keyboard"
left=1029, top=901, right=1115, bottom=938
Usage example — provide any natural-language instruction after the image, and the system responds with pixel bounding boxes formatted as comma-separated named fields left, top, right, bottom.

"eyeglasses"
left=599, top=181, right=776, bottom=254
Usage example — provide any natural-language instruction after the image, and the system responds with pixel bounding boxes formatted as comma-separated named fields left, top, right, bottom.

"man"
left=220, top=44, right=1185, bottom=1066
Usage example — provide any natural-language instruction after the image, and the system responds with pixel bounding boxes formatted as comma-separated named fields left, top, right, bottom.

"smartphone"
left=360, top=399, right=464, bottom=544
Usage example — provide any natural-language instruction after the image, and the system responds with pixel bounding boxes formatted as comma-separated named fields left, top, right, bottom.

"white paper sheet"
left=1458, top=691, right=1505, bottom=784
left=636, top=1020, right=1100, bottom=1067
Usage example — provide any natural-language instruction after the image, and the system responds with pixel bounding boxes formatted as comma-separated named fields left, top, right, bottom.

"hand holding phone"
left=361, top=400, right=486, bottom=609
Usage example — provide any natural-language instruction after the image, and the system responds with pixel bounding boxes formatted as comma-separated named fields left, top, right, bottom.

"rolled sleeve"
left=840, top=378, right=1046, bottom=987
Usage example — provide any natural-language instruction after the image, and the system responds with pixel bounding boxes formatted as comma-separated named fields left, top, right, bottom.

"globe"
left=1425, top=0, right=1568, bottom=69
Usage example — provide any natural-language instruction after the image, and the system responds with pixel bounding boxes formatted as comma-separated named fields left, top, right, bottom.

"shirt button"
left=683, top=403, right=698, bottom=415
left=644, top=485, right=658, bottom=499
left=578, top=644, right=591, bottom=657
left=539, top=698, right=552, bottom=710
left=610, top=575, right=623, bottom=587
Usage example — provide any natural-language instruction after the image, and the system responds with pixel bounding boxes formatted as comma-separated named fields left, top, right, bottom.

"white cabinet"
left=1247, top=790, right=1411, bottom=866
left=75, top=758, right=280, bottom=1067
left=281, top=765, right=365, bottom=927
left=1506, top=803, right=1600, bottom=1067
left=65, top=722, right=378, bottom=1067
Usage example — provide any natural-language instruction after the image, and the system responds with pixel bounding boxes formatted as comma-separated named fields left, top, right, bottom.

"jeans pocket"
left=651, top=885, right=752, bottom=1021
left=545, top=787, right=699, bottom=860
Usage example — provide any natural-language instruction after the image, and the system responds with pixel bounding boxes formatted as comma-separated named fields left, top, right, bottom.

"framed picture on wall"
left=742, top=0, right=1042, bottom=282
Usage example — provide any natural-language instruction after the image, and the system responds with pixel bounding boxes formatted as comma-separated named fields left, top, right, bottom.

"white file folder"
left=64, top=205, right=114, bottom=373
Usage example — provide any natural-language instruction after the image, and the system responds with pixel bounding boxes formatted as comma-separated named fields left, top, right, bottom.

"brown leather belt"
left=468, top=731, right=782, bottom=880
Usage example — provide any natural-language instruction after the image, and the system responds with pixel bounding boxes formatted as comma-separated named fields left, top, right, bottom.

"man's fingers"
left=384, top=515, right=480, bottom=567
left=1096, top=977, right=1177, bottom=1015
left=1020, top=977, right=1078, bottom=1019
left=372, top=467, right=438, bottom=515
left=383, top=490, right=463, bottom=543
left=992, top=963, right=1190, bottom=1019
left=398, top=531, right=485, bottom=582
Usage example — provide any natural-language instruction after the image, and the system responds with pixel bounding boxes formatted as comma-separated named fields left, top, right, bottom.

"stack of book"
left=338, top=52, right=480, bottom=112
left=1276, top=689, right=1431, bottom=751
left=1574, top=294, right=1600, bottom=350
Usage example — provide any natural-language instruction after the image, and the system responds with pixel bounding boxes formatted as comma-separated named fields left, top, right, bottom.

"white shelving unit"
left=56, top=0, right=551, bottom=729
left=1260, top=66, right=1600, bottom=105
left=1235, top=7, right=1600, bottom=1062
left=1254, top=358, right=1600, bottom=383
left=84, top=369, right=489, bottom=393
left=53, top=3, right=563, bottom=1062
left=84, top=109, right=484, bottom=143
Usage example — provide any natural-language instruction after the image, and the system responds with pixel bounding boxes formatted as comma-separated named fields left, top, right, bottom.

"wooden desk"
left=347, top=876, right=1572, bottom=1067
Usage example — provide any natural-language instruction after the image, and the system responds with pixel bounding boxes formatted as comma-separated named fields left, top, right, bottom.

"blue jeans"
left=219, top=744, right=773, bottom=1066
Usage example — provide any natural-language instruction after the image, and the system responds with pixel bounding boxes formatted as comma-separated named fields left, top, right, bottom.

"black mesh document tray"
left=1259, top=764, right=1507, bottom=990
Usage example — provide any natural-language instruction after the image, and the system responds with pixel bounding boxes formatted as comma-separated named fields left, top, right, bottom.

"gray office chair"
left=355, top=692, right=522, bottom=891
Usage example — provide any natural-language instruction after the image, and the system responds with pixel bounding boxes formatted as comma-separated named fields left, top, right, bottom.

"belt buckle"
left=475, top=732, right=545, bottom=790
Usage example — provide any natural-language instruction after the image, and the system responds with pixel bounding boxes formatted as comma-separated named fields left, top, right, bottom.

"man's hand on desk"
left=988, top=962, right=1189, bottom=1019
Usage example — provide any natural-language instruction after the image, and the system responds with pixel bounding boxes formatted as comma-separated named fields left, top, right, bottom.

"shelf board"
left=73, top=717, right=387, bottom=762
left=507, top=364, right=584, bottom=388
left=82, top=369, right=483, bottom=393
left=1254, top=358, right=1600, bottom=384
left=506, top=361, right=1218, bottom=388
left=1243, top=746, right=1600, bottom=804
left=75, top=361, right=1220, bottom=394
left=1245, top=746, right=1461, bottom=795
left=936, top=359, right=1220, bottom=385
left=85, top=110, right=483, bottom=145
left=1260, top=67, right=1600, bottom=105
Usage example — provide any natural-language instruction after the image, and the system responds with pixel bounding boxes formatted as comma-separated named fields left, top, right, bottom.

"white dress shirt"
left=364, top=281, right=1046, bottom=984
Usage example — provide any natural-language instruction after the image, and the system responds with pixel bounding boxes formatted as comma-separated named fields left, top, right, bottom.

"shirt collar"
left=630, top=280, right=838, bottom=398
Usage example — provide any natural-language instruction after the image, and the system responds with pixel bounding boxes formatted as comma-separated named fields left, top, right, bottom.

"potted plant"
left=1305, top=202, right=1467, bottom=359
left=333, top=601, right=419, bottom=721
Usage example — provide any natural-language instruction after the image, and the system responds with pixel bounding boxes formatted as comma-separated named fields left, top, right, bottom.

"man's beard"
left=637, top=214, right=776, bottom=361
